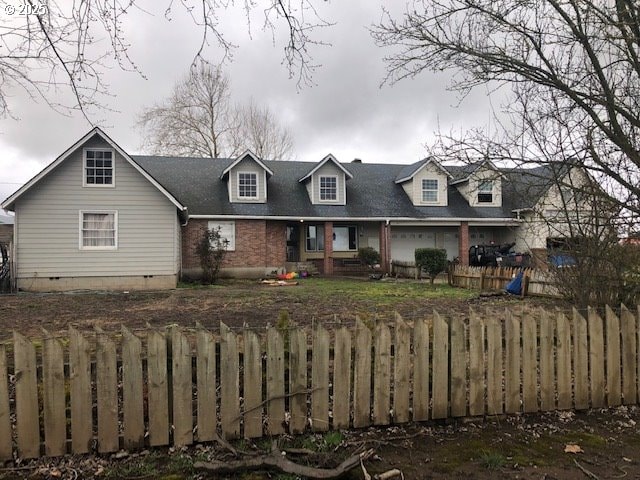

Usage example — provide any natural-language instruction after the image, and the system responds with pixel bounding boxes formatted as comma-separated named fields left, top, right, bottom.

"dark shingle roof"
left=132, top=155, right=558, bottom=219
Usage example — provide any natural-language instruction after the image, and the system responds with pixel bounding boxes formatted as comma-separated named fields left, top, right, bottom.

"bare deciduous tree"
left=230, top=100, right=294, bottom=159
left=139, top=65, right=234, bottom=158
left=373, top=0, right=640, bottom=216
left=138, top=64, right=294, bottom=159
left=0, top=0, right=330, bottom=119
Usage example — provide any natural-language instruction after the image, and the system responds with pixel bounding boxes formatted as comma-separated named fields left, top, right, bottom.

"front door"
left=286, top=224, right=300, bottom=262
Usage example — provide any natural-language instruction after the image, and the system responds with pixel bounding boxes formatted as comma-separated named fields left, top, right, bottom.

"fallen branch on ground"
left=194, top=448, right=374, bottom=479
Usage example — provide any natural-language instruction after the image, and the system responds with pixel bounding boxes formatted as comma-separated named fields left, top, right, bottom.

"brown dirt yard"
left=0, top=277, right=565, bottom=340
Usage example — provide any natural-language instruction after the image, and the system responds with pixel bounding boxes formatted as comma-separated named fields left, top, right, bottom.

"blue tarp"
left=505, top=271, right=524, bottom=295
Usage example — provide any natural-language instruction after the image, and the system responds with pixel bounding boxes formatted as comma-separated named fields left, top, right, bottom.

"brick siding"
left=182, top=219, right=286, bottom=270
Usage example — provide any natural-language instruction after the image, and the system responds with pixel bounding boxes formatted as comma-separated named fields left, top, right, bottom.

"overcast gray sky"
left=0, top=1, right=498, bottom=206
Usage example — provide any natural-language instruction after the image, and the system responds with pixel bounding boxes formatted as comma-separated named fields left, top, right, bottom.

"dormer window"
left=84, top=149, right=114, bottom=187
left=478, top=180, right=493, bottom=203
left=422, top=179, right=438, bottom=203
left=238, top=172, right=258, bottom=199
left=320, top=176, right=337, bottom=201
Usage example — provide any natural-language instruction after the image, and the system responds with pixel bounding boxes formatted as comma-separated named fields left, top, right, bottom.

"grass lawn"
left=0, top=277, right=561, bottom=339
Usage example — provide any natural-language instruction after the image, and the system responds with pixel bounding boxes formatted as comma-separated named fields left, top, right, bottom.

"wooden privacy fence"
left=1, top=305, right=638, bottom=460
left=450, top=265, right=560, bottom=297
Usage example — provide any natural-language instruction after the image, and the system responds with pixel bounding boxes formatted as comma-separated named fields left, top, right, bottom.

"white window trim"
left=318, top=175, right=338, bottom=203
left=421, top=178, right=439, bottom=203
left=237, top=171, right=258, bottom=199
left=477, top=180, right=495, bottom=204
left=79, top=210, right=118, bottom=250
left=83, top=148, right=116, bottom=188
left=208, top=220, right=236, bottom=251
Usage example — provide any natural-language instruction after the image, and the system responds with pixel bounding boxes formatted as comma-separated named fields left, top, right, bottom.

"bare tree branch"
left=138, top=62, right=294, bottom=159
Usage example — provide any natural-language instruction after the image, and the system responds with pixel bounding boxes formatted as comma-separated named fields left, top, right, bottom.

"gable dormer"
left=298, top=154, right=353, bottom=205
left=451, top=160, right=503, bottom=207
left=220, top=150, right=273, bottom=203
left=394, top=158, right=451, bottom=206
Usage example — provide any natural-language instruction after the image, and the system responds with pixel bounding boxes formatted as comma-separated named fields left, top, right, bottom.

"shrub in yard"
left=195, top=226, right=228, bottom=284
left=415, top=248, right=448, bottom=284
left=358, top=246, right=381, bottom=267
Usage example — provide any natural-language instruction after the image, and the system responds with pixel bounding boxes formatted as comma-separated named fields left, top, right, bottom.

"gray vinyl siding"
left=311, top=163, right=346, bottom=205
left=228, top=158, right=266, bottom=203
left=15, top=136, right=179, bottom=278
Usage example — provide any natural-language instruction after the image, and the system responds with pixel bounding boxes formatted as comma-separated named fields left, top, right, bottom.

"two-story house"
left=1, top=127, right=575, bottom=291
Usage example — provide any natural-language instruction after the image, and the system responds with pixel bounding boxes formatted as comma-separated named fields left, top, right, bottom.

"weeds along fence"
left=449, top=265, right=560, bottom=297
left=1, top=306, right=638, bottom=460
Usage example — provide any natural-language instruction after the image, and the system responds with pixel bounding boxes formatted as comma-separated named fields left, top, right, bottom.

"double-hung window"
left=319, top=176, right=337, bottom=201
left=478, top=180, right=494, bottom=203
left=84, top=149, right=114, bottom=186
left=238, top=172, right=258, bottom=199
left=422, top=179, right=438, bottom=203
left=80, top=211, right=117, bottom=249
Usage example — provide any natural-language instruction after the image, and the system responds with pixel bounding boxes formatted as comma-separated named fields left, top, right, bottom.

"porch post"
left=459, top=221, right=470, bottom=266
left=379, top=221, right=390, bottom=273
left=323, top=221, right=333, bottom=275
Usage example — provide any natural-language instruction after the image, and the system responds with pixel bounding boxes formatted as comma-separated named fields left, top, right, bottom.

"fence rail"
left=450, top=265, right=560, bottom=297
left=1, top=305, right=637, bottom=459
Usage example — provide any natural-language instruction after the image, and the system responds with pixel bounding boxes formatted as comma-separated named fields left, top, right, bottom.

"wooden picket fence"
left=0, top=305, right=638, bottom=460
left=450, top=265, right=560, bottom=297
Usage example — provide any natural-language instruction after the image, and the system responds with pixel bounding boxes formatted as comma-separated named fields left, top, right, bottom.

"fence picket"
left=605, top=306, right=622, bottom=407
left=43, top=332, right=66, bottom=457
left=522, top=316, right=537, bottom=413
left=147, top=329, right=169, bottom=447
left=354, top=318, right=372, bottom=428
left=267, top=328, right=285, bottom=435
left=412, top=318, right=429, bottom=421
left=373, top=321, right=391, bottom=425
left=432, top=312, right=449, bottom=419
left=588, top=308, right=605, bottom=408
left=220, top=323, right=240, bottom=439
left=0, top=345, right=11, bottom=461
left=14, top=331, right=39, bottom=458
left=333, top=326, right=352, bottom=429
left=289, top=328, right=307, bottom=434
left=620, top=305, right=637, bottom=404
left=573, top=309, right=589, bottom=409
left=69, top=327, right=92, bottom=454
left=171, top=327, right=193, bottom=446
left=122, top=327, right=144, bottom=450
left=196, top=327, right=216, bottom=442
left=504, top=310, right=521, bottom=414
left=243, top=329, right=262, bottom=438
left=539, top=311, right=555, bottom=411
left=486, top=316, right=503, bottom=415
left=311, top=324, right=330, bottom=431
left=468, top=311, right=484, bottom=416
left=556, top=313, right=572, bottom=410
left=96, top=329, right=118, bottom=453
left=394, top=315, right=411, bottom=423
left=449, top=316, right=466, bottom=417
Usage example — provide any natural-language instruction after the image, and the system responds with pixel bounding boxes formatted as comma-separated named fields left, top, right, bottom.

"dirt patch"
left=1, top=407, right=638, bottom=479
left=0, top=278, right=565, bottom=340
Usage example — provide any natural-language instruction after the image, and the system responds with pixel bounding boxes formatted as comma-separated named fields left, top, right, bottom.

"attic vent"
left=352, top=158, right=362, bottom=163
